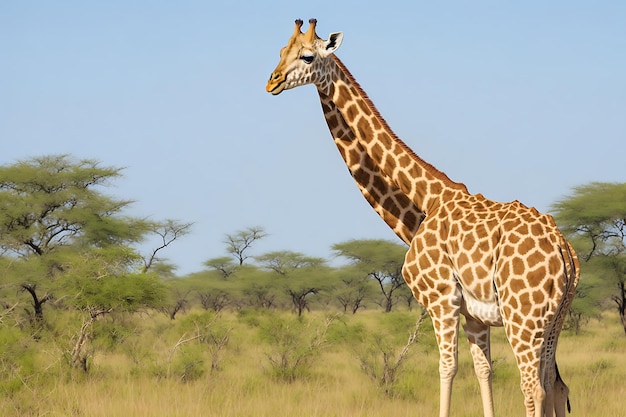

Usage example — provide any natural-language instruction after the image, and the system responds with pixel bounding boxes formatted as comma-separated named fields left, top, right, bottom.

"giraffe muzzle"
left=266, top=72, right=286, bottom=95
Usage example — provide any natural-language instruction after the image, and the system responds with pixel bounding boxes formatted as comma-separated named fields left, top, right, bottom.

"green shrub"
left=257, top=312, right=335, bottom=382
left=0, top=326, right=37, bottom=396
left=171, top=343, right=205, bottom=382
left=352, top=309, right=427, bottom=397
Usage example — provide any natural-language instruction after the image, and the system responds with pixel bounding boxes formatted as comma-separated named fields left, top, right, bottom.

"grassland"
left=1, top=308, right=624, bottom=417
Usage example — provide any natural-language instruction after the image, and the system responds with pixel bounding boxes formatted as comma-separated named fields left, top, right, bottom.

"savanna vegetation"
left=1, top=155, right=625, bottom=416
left=1, top=309, right=624, bottom=417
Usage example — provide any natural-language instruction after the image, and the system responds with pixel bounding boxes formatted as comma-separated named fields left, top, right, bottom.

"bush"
left=171, top=343, right=206, bottom=382
left=353, top=309, right=427, bottom=397
left=0, top=326, right=37, bottom=396
left=257, top=312, right=336, bottom=382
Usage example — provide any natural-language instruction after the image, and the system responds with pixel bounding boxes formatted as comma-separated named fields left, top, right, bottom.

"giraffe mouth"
left=266, top=79, right=286, bottom=95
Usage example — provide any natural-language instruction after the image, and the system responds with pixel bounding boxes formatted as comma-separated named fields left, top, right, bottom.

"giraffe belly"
left=461, top=290, right=503, bottom=327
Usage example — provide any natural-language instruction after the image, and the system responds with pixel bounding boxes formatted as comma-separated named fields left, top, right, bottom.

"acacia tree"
left=142, top=219, right=193, bottom=275
left=236, top=266, right=279, bottom=309
left=224, top=226, right=267, bottom=265
left=332, top=239, right=410, bottom=312
left=256, top=251, right=329, bottom=316
left=551, top=182, right=626, bottom=334
left=334, top=265, right=376, bottom=314
left=0, top=155, right=151, bottom=320
left=204, top=256, right=238, bottom=278
left=0, top=154, right=185, bottom=370
left=0, top=155, right=144, bottom=256
left=0, top=155, right=174, bottom=320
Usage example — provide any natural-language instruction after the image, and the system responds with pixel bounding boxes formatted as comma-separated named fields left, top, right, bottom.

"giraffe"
left=265, top=19, right=579, bottom=417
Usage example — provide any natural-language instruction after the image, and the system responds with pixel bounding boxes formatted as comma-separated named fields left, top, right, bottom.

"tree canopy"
left=6, top=155, right=624, bottom=337
left=0, top=155, right=148, bottom=256
left=552, top=182, right=626, bottom=334
left=552, top=182, right=626, bottom=261
left=333, top=239, right=410, bottom=312
left=0, top=155, right=187, bottom=322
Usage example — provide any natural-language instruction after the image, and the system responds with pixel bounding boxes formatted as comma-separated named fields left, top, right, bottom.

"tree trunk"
left=21, top=284, right=52, bottom=321
left=289, top=288, right=317, bottom=317
left=71, top=308, right=111, bottom=372
left=384, top=296, right=393, bottom=313
left=615, top=281, right=626, bottom=335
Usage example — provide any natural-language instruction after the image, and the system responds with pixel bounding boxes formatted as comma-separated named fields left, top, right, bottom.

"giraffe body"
left=266, top=19, right=579, bottom=417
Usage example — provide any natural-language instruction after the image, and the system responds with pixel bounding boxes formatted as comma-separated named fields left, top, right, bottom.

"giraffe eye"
left=301, top=55, right=314, bottom=64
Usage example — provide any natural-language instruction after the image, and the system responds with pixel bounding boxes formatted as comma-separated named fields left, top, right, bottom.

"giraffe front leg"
left=426, top=303, right=462, bottom=417
left=463, top=318, right=495, bottom=417
left=403, top=237, right=462, bottom=417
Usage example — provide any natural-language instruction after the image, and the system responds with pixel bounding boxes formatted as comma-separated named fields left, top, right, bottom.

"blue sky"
left=1, top=1, right=624, bottom=275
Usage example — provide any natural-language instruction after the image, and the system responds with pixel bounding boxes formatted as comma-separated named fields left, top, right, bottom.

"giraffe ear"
left=320, top=32, right=343, bottom=57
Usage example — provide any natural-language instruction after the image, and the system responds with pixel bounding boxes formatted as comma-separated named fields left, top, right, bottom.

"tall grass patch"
left=0, top=309, right=624, bottom=416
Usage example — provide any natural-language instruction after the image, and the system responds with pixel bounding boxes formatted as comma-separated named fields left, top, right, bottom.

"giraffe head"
left=266, top=18, right=343, bottom=95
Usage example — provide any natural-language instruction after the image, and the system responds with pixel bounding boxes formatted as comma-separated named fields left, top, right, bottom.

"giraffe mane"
left=331, top=54, right=469, bottom=195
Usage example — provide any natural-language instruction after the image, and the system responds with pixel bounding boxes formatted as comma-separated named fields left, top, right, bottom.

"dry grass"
left=1, top=310, right=624, bottom=417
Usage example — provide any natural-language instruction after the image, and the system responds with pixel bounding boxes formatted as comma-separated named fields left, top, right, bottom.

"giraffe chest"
left=449, top=241, right=503, bottom=326
left=444, top=209, right=504, bottom=326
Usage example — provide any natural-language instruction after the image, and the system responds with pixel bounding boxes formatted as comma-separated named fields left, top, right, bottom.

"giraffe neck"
left=316, top=55, right=469, bottom=214
left=318, top=92, right=425, bottom=245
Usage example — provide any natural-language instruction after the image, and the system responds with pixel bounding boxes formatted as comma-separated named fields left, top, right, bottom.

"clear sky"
left=1, top=1, right=625, bottom=275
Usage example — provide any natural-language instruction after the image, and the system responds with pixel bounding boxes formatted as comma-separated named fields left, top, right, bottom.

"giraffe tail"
left=555, top=362, right=571, bottom=414
left=552, top=239, right=577, bottom=416
left=563, top=239, right=580, bottom=300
